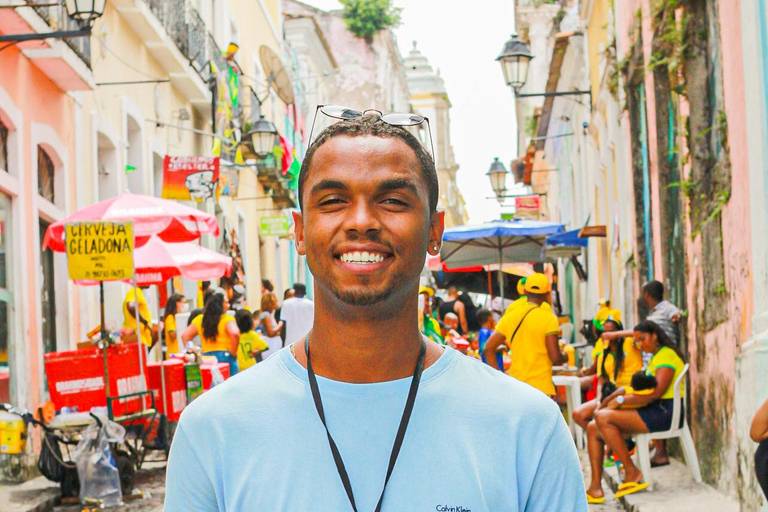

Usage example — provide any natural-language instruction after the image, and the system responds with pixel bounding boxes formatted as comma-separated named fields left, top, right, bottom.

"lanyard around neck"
left=305, top=334, right=427, bottom=512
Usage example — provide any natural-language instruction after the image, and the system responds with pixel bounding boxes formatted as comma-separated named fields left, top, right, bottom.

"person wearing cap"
left=505, top=277, right=553, bottom=316
left=483, top=273, right=565, bottom=397
left=501, top=278, right=528, bottom=319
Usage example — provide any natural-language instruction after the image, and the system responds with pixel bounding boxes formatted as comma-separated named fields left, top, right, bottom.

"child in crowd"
left=467, top=334, right=481, bottom=359
left=235, top=309, right=268, bottom=371
left=476, top=308, right=505, bottom=371
left=611, top=372, right=658, bottom=409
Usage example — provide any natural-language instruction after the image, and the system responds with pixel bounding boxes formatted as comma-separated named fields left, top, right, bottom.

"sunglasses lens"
left=381, top=113, right=425, bottom=126
left=320, top=105, right=362, bottom=120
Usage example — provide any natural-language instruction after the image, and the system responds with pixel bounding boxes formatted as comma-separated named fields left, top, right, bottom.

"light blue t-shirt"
left=164, top=346, right=586, bottom=512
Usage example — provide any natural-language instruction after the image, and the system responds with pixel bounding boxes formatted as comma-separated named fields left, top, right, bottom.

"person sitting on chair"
left=583, top=320, right=686, bottom=504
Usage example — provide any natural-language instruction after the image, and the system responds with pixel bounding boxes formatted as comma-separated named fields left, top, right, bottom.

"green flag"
left=287, top=150, right=301, bottom=190
left=125, top=165, right=136, bottom=174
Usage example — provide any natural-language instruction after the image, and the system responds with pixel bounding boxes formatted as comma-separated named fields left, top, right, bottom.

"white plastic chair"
left=633, top=364, right=702, bottom=489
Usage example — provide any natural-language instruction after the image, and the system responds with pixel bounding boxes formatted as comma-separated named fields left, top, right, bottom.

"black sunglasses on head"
left=307, top=104, right=435, bottom=160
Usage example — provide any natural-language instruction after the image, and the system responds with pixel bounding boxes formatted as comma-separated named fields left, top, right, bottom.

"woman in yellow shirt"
left=572, top=317, right=641, bottom=430
left=162, top=294, right=188, bottom=359
left=182, top=292, right=240, bottom=375
left=584, top=320, right=686, bottom=503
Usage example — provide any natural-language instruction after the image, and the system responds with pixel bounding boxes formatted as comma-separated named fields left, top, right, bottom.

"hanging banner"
left=162, top=156, right=220, bottom=201
left=66, top=221, right=135, bottom=281
left=259, top=215, right=291, bottom=237
left=219, top=167, right=240, bottom=197
left=514, top=195, right=541, bottom=220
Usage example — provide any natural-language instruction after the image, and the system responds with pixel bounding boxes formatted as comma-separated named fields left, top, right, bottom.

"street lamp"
left=496, top=34, right=592, bottom=104
left=65, top=0, right=107, bottom=25
left=496, top=34, right=534, bottom=91
left=0, top=0, right=106, bottom=44
left=247, top=115, right=278, bottom=158
left=487, top=157, right=509, bottom=201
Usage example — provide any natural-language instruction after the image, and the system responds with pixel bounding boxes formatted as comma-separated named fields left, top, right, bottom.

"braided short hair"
left=298, top=114, right=439, bottom=213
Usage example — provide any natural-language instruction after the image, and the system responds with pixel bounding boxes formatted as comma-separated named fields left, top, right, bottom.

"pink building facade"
left=519, top=0, right=765, bottom=506
left=615, top=0, right=753, bottom=497
left=0, top=6, right=90, bottom=414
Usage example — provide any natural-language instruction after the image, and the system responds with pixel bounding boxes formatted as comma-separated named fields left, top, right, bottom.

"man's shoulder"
left=444, top=352, right=561, bottom=421
left=178, top=350, right=294, bottom=428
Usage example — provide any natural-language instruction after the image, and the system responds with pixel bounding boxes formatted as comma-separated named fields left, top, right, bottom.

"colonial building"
left=0, top=0, right=296, bottom=412
left=514, top=0, right=761, bottom=507
left=403, top=42, right=468, bottom=227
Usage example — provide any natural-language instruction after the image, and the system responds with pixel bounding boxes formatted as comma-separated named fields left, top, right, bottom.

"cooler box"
left=200, top=363, right=230, bottom=390
left=44, top=343, right=150, bottom=417
left=0, top=411, right=26, bottom=454
left=147, top=360, right=187, bottom=421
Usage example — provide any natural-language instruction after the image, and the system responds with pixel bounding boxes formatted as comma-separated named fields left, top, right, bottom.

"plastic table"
left=553, top=374, right=585, bottom=449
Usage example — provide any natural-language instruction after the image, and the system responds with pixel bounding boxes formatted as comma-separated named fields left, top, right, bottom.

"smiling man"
left=164, top=114, right=586, bottom=511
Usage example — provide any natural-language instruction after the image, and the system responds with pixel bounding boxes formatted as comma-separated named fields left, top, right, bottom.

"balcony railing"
left=139, top=0, right=223, bottom=83
left=29, top=0, right=91, bottom=67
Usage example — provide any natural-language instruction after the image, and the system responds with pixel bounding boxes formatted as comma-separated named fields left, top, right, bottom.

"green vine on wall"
left=669, top=179, right=731, bottom=239
left=648, top=0, right=690, bottom=96
left=340, top=0, right=402, bottom=42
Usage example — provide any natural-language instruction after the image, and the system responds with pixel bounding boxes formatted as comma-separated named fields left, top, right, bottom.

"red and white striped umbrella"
left=43, top=192, right=219, bottom=252
left=75, top=237, right=232, bottom=286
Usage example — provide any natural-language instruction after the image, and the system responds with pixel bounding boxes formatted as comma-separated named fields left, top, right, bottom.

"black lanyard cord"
left=305, top=334, right=427, bottom=512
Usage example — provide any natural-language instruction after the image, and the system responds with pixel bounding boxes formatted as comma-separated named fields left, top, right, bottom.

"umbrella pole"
left=100, top=281, right=110, bottom=404
left=498, top=241, right=504, bottom=300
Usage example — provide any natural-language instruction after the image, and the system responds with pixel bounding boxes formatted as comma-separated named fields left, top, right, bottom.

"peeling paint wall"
left=613, top=0, right=752, bottom=499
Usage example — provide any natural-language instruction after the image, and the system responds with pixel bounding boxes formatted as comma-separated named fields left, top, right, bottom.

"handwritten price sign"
left=65, top=221, right=135, bottom=281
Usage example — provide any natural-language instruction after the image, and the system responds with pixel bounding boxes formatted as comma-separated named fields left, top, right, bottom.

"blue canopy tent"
left=441, top=220, right=565, bottom=298
left=544, top=229, right=588, bottom=259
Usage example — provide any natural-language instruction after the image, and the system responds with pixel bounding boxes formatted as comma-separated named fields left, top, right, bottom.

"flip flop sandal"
left=615, top=482, right=650, bottom=499
left=651, top=460, right=670, bottom=468
left=587, top=493, right=606, bottom=504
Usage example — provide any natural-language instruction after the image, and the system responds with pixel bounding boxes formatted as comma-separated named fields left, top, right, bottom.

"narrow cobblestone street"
left=54, top=459, right=167, bottom=512
left=578, top=451, right=623, bottom=512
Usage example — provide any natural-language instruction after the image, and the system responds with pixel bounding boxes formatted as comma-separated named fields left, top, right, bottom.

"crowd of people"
left=421, top=274, right=700, bottom=502
left=121, top=279, right=315, bottom=376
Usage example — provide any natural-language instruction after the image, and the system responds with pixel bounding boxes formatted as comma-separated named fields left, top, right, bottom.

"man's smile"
left=333, top=244, right=394, bottom=274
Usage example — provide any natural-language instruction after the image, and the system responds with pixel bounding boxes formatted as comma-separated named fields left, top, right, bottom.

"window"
left=39, top=218, right=57, bottom=355
left=0, top=194, right=12, bottom=402
left=0, top=120, right=8, bottom=173
left=37, top=147, right=55, bottom=203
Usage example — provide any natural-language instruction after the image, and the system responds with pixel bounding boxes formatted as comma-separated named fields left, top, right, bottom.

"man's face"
left=293, top=135, right=444, bottom=309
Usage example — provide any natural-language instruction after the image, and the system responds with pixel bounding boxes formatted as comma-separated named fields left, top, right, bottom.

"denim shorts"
left=637, top=399, right=684, bottom=432
left=204, top=350, right=239, bottom=376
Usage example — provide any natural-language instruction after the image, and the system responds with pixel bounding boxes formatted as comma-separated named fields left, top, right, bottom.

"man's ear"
left=427, top=210, right=445, bottom=256
left=292, top=210, right=306, bottom=256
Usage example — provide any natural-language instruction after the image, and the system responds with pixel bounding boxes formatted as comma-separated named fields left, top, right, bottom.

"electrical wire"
left=103, top=45, right=165, bottom=81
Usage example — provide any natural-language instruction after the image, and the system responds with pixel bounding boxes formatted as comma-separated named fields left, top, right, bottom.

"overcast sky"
left=303, top=0, right=520, bottom=224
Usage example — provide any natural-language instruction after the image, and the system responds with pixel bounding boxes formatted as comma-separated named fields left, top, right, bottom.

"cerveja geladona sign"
left=65, top=221, right=135, bottom=281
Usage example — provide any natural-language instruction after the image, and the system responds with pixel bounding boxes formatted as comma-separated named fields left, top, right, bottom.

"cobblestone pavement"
left=578, top=451, right=623, bottom=512
left=54, top=459, right=167, bottom=512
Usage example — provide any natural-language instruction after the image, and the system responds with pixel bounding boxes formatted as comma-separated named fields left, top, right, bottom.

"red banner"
left=162, top=156, right=220, bottom=201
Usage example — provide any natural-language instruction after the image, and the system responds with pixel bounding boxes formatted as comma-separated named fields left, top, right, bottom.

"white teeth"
left=340, top=251, right=386, bottom=264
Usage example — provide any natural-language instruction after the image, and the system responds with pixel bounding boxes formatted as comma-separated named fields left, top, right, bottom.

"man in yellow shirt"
left=483, top=273, right=565, bottom=396
left=123, top=287, right=153, bottom=347
left=504, top=278, right=528, bottom=316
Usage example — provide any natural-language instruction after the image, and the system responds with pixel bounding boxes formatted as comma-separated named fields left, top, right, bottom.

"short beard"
left=328, top=283, right=396, bottom=306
